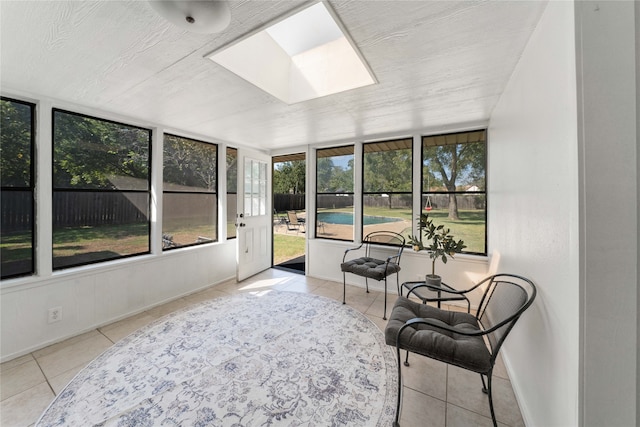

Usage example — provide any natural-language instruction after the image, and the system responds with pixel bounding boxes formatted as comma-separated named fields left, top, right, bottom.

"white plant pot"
left=425, top=274, right=442, bottom=286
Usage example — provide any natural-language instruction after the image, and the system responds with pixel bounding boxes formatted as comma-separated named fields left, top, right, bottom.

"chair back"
left=287, top=211, right=300, bottom=225
left=475, top=274, right=536, bottom=358
left=363, top=231, right=405, bottom=263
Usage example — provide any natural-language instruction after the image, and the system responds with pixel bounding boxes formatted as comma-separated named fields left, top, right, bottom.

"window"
left=363, top=138, right=412, bottom=244
left=316, top=145, right=354, bottom=241
left=163, top=134, right=217, bottom=249
left=244, top=158, right=267, bottom=217
left=1, top=98, right=35, bottom=279
left=226, top=147, right=237, bottom=239
left=421, top=129, right=486, bottom=254
left=52, top=109, right=151, bottom=269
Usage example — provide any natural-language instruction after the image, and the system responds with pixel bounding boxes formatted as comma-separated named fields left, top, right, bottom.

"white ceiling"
left=0, top=0, right=548, bottom=151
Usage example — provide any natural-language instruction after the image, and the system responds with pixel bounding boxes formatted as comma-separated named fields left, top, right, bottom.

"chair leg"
left=404, top=350, right=410, bottom=367
left=383, top=277, right=388, bottom=320
left=365, top=277, right=369, bottom=293
left=394, top=343, right=403, bottom=427
left=481, top=373, right=498, bottom=427
left=342, top=273, right=346, bottom=305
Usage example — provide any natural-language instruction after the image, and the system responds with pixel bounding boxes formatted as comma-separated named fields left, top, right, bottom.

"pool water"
left=317, top=212, right=402, bottom=225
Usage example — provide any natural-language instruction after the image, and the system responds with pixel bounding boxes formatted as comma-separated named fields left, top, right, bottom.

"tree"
left=363, top=146, right=412, bottom=208
left=163, top=135, right=216, bottom=191
left=52, top=111, right=150, bottom=189
left=0, top=99, right=32, bottom=187
left=273, top=160, right=305, bottom=194
left=423, top=141, right=485, bottom=220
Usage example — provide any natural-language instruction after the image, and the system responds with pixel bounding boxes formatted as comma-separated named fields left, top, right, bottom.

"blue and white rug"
left=37, top=291, right=397, bottom=426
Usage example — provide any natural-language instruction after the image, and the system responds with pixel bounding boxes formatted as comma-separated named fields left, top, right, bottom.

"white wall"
left=488, top=2, right=580, bottom=426
left=575, top=1, right=638, bottom=425
left=1, top=244, right=236, bottom=361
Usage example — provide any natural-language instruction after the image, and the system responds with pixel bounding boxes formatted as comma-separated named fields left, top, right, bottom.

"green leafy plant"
left=407, top=213, right=467, bottom=276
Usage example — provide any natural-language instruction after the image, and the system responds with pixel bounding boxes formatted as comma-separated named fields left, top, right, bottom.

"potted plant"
left=407, top=213, right=466, bottom=286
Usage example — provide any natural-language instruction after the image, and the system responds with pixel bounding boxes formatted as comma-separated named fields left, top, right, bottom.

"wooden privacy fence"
left=1, top=191, right=32, bottom=232
left=52, top=192, right=149, bottom=227
left=274, top=193, right=305, bottom=212
left=1, top=191, right=148, bottom=233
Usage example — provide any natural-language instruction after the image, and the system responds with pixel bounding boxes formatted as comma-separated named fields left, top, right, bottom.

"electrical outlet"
left=48, top=307, right=62, bottom=324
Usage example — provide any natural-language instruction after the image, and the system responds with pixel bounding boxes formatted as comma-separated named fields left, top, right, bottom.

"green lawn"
left=273, top=233, right=305, bottom=265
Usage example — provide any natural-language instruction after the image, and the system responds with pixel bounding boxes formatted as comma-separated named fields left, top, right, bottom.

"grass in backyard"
left=273, top=233, right=305, bottom=265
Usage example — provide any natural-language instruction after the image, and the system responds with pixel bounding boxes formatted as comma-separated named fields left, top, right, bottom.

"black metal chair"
left=384, top=273, right=537, bottom=427
left=341, top=231, right=405, bottom=320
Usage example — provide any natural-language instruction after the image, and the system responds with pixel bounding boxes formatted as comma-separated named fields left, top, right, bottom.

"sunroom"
left=0, top=1, right=637, bottom=426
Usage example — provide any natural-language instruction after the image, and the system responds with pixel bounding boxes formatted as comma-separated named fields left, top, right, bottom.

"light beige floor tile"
left=0, top=359, right=46, bottom=402
left=98, top=311, right=157, bottom=343
left=399, top=387, right=446, bottom=427
left=309, top=281, right=344, bottom=301
left=182, top=287, right=228, bottom=305
left=1, top=354, right=35, bottom=373
left=367, top=291, right=400, bottom=319
left=0, top=382, right=54, bottom=427
left=446, top=403, right=506, bottom=427
left=401, top=355, right=448, bottom=401
left=447, top=365, right=522, bottom=426
left=32, top=330, right=102, bottom=359
left=34, top=333, right=113, bottom=379
left=278, top=281, right=314, bottom=293
left=146, top=297, right=194, bottom=318
left=48, top=366, right=82, bottom=396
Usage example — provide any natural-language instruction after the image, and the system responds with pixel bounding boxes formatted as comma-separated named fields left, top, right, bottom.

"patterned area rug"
left=37, top=291, right=397, bottom=426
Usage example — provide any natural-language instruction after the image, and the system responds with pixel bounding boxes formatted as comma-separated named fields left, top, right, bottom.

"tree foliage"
left=316, top=156, right=353, bottom=193
left=226, top=149, right=237, bottom=192
left=163, top=134, right=217, bottom=191
left=273, top=160, right=305, bottom=194
left=363, top=148, right=412, bottom=192
left=423, top=141, right=485, bottom=219
left=0, top=99, right=32, bottom=187
left=53, top=111, right=150, bottom=190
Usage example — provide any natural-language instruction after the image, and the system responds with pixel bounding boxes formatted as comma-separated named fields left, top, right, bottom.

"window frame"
left=162, top=133, right=218, bottom=251
left=420, top=129, right=487, bottom=256
left=1, top=97, right=36, bottom=279
left=51, top=108, right=152, bottom=270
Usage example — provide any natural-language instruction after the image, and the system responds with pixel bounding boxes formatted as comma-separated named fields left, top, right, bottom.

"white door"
left=237, top=151, right=272, bottom=281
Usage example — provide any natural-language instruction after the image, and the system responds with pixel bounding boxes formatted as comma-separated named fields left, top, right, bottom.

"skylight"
left=206, top=2, right=376, bottom=104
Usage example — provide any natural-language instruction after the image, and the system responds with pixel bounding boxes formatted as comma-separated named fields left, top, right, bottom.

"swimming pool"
left=317, top=212, right=402, bottom=225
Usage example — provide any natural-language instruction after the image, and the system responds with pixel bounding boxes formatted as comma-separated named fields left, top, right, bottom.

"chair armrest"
left=385, top=254, right=400, bottom=264
left=342, top=243, right=364, bottom=262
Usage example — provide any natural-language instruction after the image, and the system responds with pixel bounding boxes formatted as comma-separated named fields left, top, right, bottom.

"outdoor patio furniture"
left=274, top=209, right=288, bottom=225
left=385, top=273, right=537, bottom=427
left=286, top=211, right=305, bottom=233
left=341, top=231, right=405, bottom=320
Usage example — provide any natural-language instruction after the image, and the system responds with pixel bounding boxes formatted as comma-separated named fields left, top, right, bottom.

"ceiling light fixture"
left=148, top=0, right=231, bottom=34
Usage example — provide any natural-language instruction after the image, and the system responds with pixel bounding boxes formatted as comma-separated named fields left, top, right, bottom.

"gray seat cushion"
left=385, top=297, right=491, bottom=373
left=341, top=257, right=401, bottom=280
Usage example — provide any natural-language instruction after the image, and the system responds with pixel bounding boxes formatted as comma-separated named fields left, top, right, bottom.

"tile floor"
left=0, top=269, right=524, bottom=427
